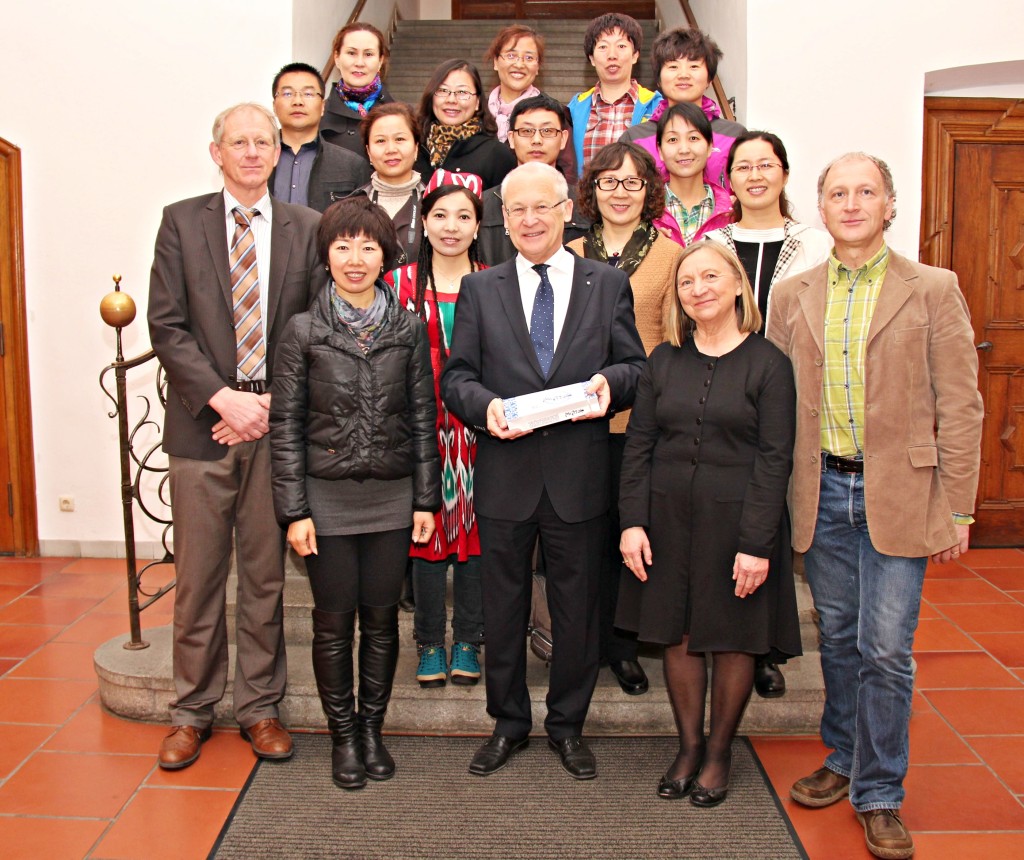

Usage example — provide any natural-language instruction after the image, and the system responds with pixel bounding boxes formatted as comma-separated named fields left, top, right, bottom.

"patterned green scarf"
left=582, top=221, right=659, bottom=277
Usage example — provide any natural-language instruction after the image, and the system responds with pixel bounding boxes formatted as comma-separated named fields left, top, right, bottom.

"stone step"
left=229, top=556, right=820, bottom=653
left=95, top=625, right=823, bottom=735
left=383, top=19, right=659, bottom=106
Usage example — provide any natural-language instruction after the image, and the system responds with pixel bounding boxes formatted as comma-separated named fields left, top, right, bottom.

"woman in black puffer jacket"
left=270, top=196, right=440, bottom=792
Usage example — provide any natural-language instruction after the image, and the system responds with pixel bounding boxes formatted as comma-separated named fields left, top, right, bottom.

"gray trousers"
left=168, top=436, right=287, bottom=728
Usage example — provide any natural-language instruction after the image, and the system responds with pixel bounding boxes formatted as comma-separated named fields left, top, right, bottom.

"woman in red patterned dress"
left=384, top=170, right=487, bottom=688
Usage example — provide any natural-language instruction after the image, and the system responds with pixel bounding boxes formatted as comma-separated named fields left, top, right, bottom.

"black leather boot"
left=754, top=654, right=786, bottom=698
left=311, top=608, right=366, bottom=790
left=357, top=603, right=400, bottom=780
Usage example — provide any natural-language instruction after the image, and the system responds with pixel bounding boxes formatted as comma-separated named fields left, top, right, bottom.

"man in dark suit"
left=269, top=62, right=370, bottom=212
left=441, top=162, right=645, bottom=779
left=148, top=102, right=321, bottom=770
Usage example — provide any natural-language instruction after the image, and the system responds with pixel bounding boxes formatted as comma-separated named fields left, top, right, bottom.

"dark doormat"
left=211, top=734, right=807, bottom=859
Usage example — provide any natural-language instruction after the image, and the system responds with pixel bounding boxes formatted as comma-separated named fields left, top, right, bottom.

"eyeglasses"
left=510, top=126, right=562, bottom=139
left=222, top=137, right=277, bottom=152
left=274, top=89, right=323, bottom=101
left=435, top=86, right=477, bottom=102
left=730, top=161, right=782, bottom=176
left=504, top=199, right=568, bottom=220
left=594, top=176, right=647, bottom=192
left=501, top=51, right=538, bottom=65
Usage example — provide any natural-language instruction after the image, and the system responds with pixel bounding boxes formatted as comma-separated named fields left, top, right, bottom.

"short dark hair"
left=360, top=102, right=420, bottom=152
left=650, top=28, right=723, bottom=87
left=656, top=101, right=713, bottom=146
left=418, top=59, right=496, bottom=138
left=332, top=22, right=390, bottom=79
left=317, top=196, right=402, bottom=271
left=576, top=141, right=665, bottom=225
left=484, top=24, right=546, bottom=66
left=726, top=131, right=793, bottom=220
left=271, top=62, right=324, bottom=99
left=583, top=13, right=643, bottom=59
left=509, top=94, right=571, bottom=132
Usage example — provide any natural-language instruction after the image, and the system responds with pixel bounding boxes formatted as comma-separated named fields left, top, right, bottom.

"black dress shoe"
left=608, top=659, right=649, bottom=695
left=657, top=769, right=700, bottom=799
left=469, top=734, right=529, bottom=776
left=754, top=656, right=786, bottom=698
left=690, top=780, right=729, bottom=807
left=548, top=736, right=597, bottom=780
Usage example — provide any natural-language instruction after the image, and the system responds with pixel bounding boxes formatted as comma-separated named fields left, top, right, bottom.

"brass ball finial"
left=100, top=273, right=137, bottom=328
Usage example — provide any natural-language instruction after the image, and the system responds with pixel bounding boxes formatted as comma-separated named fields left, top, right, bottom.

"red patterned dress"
left=385, top=264, right=482, bottom=562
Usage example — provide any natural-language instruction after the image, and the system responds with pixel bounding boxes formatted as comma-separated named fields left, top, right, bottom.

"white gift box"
left=502, top=382, right=601, bottom=432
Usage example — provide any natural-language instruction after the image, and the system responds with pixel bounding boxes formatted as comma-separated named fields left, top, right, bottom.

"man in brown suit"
left=767, top=152, right=983, bottom=860
left=148, top=102, right=320, bottom=769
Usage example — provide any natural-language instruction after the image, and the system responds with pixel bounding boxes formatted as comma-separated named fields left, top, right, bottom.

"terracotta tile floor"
left=0, top=552, right=1022, bottom=858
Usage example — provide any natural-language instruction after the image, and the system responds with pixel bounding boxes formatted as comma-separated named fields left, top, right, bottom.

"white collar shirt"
left=516, top=245, right=575, bottom=350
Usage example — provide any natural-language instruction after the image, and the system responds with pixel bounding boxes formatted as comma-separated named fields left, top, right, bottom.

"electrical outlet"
left=58, top=495, right=75, bottom=512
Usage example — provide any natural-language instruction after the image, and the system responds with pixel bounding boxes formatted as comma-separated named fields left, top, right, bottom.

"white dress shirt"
left=515, top=245, right=575, bottom=350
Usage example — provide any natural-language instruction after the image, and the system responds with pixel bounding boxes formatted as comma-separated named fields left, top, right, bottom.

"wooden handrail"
left=677, top=0, right=736, bottom=121
left=321, top=0, right=370, bottom=84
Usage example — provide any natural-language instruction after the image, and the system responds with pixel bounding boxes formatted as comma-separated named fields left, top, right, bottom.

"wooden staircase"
left=383, top=18, right=660, bottom=106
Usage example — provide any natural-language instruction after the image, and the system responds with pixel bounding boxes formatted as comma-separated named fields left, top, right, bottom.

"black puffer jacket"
left=413, top=129, right=518, bottom=191
left=270, top=282, right=440, bottom=526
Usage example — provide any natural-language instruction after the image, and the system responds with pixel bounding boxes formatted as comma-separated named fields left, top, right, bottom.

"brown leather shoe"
left=240, top=717, right=293, bottom=760
left=158, top=724, right=211, bottom=770
left=857, top=809, right=915, bottom=859
left=790, top=766, right=851, bottom=807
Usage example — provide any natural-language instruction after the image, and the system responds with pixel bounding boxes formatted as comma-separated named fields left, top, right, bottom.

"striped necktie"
left=230, top=207, right=265, bottom=379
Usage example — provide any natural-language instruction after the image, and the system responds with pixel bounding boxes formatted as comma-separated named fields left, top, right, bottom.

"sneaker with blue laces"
left=450, top=642, right=481, bottom=686
left=416, top=643, right=448, bottom=688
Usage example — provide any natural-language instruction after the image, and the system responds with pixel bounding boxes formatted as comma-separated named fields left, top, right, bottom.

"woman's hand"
left=412, top=511, right=435, bottom=545
left=287, top=518, right=317, bottom=557
left=733, top=552, right=769, bottom=597
left=620, top=527, right=652, bottom=582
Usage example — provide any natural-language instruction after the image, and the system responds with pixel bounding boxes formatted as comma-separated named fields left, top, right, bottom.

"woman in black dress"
left=618, top=241, right=800, bottom=807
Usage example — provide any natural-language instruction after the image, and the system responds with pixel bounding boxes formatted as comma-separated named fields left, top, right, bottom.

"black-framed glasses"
left=510, top=126, right=562, bottom=139
left=435, top=86, right=476, bottom=101
left=594, top=176, right=647, bottom=192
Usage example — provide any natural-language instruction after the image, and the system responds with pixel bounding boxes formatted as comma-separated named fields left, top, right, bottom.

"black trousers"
left=303, top=528, right=410, bottom=613
left=478, top=491, right=603, bottom=741
left=602, top=433, right=640, bottom=662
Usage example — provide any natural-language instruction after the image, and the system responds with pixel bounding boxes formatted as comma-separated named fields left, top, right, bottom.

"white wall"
left=292, top=0, right=356, bottom=73
left=687, top=0, right=747, bottom=123
left=744, top=0, right=1024, bottom=252
left=0, top=0, right=293, bottom=554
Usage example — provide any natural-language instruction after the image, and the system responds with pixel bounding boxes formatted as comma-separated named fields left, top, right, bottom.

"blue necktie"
left=530, top=263, right=555, bottom=377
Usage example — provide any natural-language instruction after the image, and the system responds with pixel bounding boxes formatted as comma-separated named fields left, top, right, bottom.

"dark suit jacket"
left=478, top=185, right=591, bottom=266
left=148, top=191, right=321, bottom=461
left=269, top=134, right=371, bottom=213
left=440, top=251, right=646, bottom=523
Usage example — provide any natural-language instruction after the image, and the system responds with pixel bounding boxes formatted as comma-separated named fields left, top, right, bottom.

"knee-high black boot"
left=311, top=608, right=365, bottom=790
left=357, top=603, right=400, bottom=780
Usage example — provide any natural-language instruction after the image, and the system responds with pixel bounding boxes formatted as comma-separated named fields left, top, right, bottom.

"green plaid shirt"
left=820, top=244, right=889, bottom=457
left=665, top=184, right=714, bottom=244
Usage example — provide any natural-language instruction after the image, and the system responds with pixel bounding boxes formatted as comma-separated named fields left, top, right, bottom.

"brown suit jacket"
left=148, top=191, right=321, bottom=460
left=766, top=249, right=983, bottom=557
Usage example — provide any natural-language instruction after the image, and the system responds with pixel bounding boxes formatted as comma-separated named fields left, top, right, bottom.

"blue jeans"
left=803, top=461, right=926, bottom=811
left=412, top=556, right=484, bottom=645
